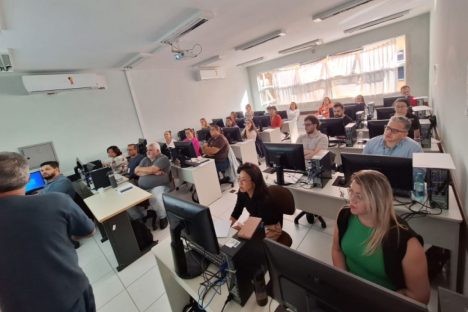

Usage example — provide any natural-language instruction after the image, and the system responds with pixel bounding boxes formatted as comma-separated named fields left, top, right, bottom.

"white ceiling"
left=0, top=0, right=432, bottom=72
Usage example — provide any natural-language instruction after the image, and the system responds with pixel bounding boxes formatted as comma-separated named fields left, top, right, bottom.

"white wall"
left=126, top=67, right=251, bottom=142
left=0, top=70, right=143, bottom=173
left=429, top=0, right=468, bottom=293
left=247, top=14, right=430, bottom=110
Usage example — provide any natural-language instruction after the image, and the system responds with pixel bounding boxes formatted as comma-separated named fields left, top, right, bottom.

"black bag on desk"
left=131, top=219, right=154, bottom=251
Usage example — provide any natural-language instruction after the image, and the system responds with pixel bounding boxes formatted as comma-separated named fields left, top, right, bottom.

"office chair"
left=268, top=185, right=295, bottom=247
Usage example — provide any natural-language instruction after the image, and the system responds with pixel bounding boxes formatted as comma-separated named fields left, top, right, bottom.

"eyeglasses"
left=347, top=188, right=363, bottom=202
left=384, top=125, right=407, bottom=134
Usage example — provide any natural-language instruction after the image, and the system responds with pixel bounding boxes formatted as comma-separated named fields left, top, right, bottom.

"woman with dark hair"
left=183, top=128, right=201, bottom=157
left=106, top=145, right=128, bottom=174
left=230, top=162, right=282, bottom=240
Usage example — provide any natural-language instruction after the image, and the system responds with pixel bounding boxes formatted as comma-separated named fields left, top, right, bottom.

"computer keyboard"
left=184, top=158, right=210, bottom=167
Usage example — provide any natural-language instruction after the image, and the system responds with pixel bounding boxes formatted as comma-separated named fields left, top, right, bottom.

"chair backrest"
left=268, top=185, right=295, bottom=218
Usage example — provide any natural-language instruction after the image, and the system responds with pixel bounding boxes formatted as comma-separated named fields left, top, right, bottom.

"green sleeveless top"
left=341, top=215, right=396, bottom=290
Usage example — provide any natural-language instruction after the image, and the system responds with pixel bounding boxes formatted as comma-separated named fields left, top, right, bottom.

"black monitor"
left=376, top=107, right=395, bottom=120
left=277, top=110, right=288, bottom=119
left=138, top=138, right=147, bottom=155
left=329, top=104, right=364, bottom=121
left=177, top=129, right=187, bottom=141
left=341, top=153, right=413, bottom=197
left=25, top=170, right=46, bottom=194
left=236, top=111, right=244, bottom=118
left=172, top=141, right=198, bottom=166
left=254, top=111, right=265, bottom=116
left=223, top=127, right=243, bottom=144
left=163, top=194, right=220, bottom=279
left=158, top=142, right=171, bottom=158
left=320, top=118, right=346, bottom=138
left=89, top=167, right=113, bottom=190
left=367, top=119, right=389, bottom=138
left=264, top=239, right=428, bottom=312
left=212, top=118, right=225, bottom=128
left=236, top=118, right=246, bottom=128
left=264, top=143, right=305, bottom=185
left=253, top=115, right=271, bottom=128
left=196, top=128, right=211, bottom=142
left=383, top=96, right=403, bottom=107
left=85, top=160, right=103, bottom=172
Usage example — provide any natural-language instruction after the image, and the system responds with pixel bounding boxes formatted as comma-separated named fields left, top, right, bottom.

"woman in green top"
left=331, top=170, right=430, bottom=304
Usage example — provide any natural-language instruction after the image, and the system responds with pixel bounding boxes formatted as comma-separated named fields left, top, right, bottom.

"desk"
left=84, top=183, right=153, bottom=271
left=281, top=120, right=299, bottom=143
left=259, top=128, right=282, bottom=143
left=231, top=140, right=258, bottom=164
left=152, top=238, right=275, bottom=312
left=171, top=159, right=222, bottom=206
left=263, top=172, right=463, bottom=290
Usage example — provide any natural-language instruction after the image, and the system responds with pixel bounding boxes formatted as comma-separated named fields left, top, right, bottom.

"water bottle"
left=253, top=270, right=268, bottom=306
left=413, top=172, right=426, bottom=202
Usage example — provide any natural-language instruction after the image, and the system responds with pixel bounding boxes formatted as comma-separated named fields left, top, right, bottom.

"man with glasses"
left=296, top=115, right=329, bottom=159
left=363, top=116, right=422, bottom=157
left=126, top=143, right=145, bottom=181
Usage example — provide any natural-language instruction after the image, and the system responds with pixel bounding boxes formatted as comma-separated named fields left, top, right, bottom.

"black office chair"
left=268, top=185, right=295, bottom=247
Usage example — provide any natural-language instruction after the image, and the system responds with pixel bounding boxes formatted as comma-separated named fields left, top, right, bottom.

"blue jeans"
left=215, top=158, right=230, bottom=173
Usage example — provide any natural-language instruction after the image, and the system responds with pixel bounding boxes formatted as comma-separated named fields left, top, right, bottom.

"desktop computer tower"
left=355, top=111, right=365, bottom=128
left=367, top=102, right=375, bottom=120
left=428, top=169, right=449, bottom=210
left=221, top=225, right=266, bottom=306
left=345, top=122, right=357, bottom=147
left=307, top=150, right=332, bottom=188
left=420, top=119, right=431, bottom=148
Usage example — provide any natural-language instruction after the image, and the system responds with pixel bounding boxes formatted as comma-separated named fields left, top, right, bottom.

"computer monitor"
left=177, top=129, right=187, bottom=141
left=264, top=143, right=306, bottom=185
left=253, top=115, right=271, bottom=128
left=163, top=194, right=220, bottom=279
left=254, top=111, right=265, bottom=116
left=277, top=110, right=288, bottom=119
left=376, top=107, right=395, bottom=120
left=85, top=160, right=103, bottom=172
left=367, top=119, right=389, bottom=138
left=236, top=118, right=246, bottom=128
left=383, top=96, right=404, bottom=107
left=340, top=153, right=413, bottom=197
left=212, top=118, right=225, bottom=128
left=89, top=167, right=113, bottom=190
left=264, top=239, right=428, bottom=312
left=223, top=127, right=243, bottom=144
left=25, top=170, right=46, bottom=194
left=138, top=138, right=147, bottom=155
left=320, top=118, right=346, bottom=138
left=172, top=141, right=198, bottom=166
left=236, top=111, right=244, bottom=118
left=196, top=128, right=211, bottom=142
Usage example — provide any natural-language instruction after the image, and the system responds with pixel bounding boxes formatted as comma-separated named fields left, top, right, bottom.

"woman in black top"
left=230, top=163, right=282, bottom=240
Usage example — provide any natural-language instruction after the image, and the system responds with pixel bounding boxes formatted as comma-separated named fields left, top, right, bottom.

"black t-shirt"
left=231, top=191, right=282, bottom=225
left=342, top=114, right=353, bottom=126
left=0, top=193, right=95, bottom=312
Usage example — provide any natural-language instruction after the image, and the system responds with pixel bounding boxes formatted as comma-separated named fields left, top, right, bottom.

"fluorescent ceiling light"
left=312, top=0, right=373, bottom=22
left=278, top=39, right=323, bottom=55
left=235, top=30, right=286, bottom=51
left=122, top=53, right=152, bottom=69
left=157, top=10, right=213, bottom=45
left=344, top=10, right=410, bottom=33
left=192, top=55, right=221, bottom=68
left=236, top=57, right=265, bottom=67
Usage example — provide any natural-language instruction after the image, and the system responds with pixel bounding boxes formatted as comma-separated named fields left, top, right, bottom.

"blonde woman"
left=287, top=102, right=300, bottom=121
left=332, top=170, right=430, bottom=304
left=317, top=97, right=334, bottom=118
left=245, top=103, right=254, bottom=120
left=200, top=118, right=210, bottom=130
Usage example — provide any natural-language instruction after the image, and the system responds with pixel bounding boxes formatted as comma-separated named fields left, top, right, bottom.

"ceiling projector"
left=173, top=49, right=198, bottom=60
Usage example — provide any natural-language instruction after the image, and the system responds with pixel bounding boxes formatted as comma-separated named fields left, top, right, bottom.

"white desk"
left=263, top=172, right=463, bottom=291
left=85, top=183, right=153, bottom=271
left=281, top=120, right=299, bottom=143
left=259, top=128, right=282, bottom=143
left=231, top=139, right=258, bottom=164
left=171, top=159, right=222, bottom=206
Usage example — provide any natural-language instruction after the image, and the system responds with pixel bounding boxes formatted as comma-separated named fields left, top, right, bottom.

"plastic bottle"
left=413, top=172, right=426, bottom=202
left=253, top=270, right=268, bottom=306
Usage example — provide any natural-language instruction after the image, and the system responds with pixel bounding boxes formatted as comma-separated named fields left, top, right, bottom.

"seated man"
left=202, top=124, right=230, bottom=182
left=135, top=142, right=171, bottom=229
left=400, top=85, right=418, bottom=106
left=333, top=102, right=353, bottom=126
left=126, top=143, right=145, bottom=181
left=40, top=161, right=76, bottom=198
left=392, top=98, right=421, bottom=141
left=268, top=106, right=283, bottom=128
left=296, top=115, right=329, bottom=159
left=363, top=116, right=422, bottom=158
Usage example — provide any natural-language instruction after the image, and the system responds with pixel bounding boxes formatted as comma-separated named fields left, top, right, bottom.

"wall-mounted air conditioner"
left=196, top=68, right=226, bottom=81
left=22, top=73, right=107, bottom=94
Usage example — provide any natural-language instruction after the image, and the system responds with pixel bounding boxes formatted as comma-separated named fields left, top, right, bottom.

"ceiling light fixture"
left=236, top=57, right=265, bottom=67
left=234, top=30, right=286, bottom=51
left=344, top=10, right=410, bottom=34
left=192, top=55, right=221, bottom=68
left=278, top=39, right=323, bottom=55
left=312, top=0, right=373, bottom=22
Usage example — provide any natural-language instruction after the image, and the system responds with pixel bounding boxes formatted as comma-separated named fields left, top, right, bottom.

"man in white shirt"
left=296, top=115, right=329, bottom=159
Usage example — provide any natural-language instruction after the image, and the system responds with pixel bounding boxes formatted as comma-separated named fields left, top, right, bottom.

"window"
left=256, top=36, right=406, bottom=107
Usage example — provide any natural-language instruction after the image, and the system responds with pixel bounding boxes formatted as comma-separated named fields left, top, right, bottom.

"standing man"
left=202, top=124, right=230, bottom=182
left=135, top=142, right=171, bottom=229
left=296, top=115, right=329, bottom=159
left=0, top=152, right=96, bottom=312
left=40, top=160, right=76, bottom=197
left=332, top=102, right=353, bottom=126
left=126, top=143, right=145, bottom=181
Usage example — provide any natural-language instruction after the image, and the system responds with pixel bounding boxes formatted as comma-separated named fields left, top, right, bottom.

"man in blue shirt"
left=363, top=116, right=423, bottom=157
left=0, top=152, right=96, bottom=312
left=40, top=160, right=76, bottom=197
left=126, top=143, right=145, bottom=180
